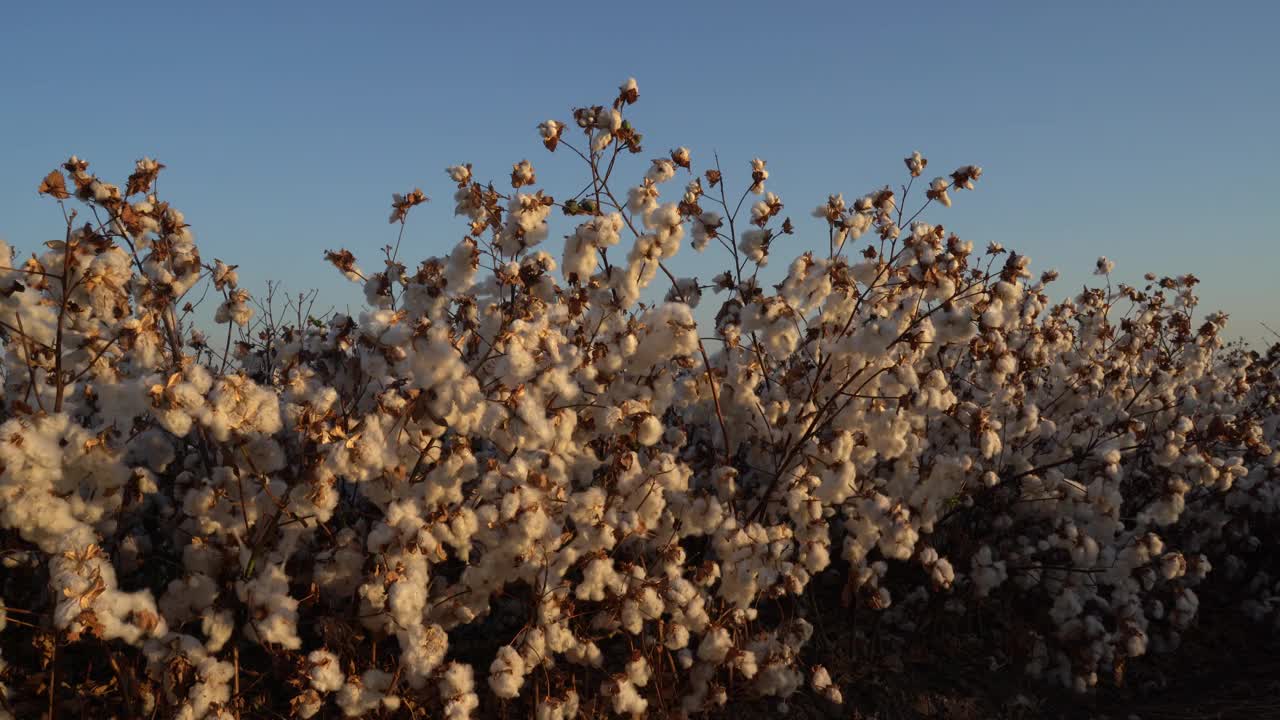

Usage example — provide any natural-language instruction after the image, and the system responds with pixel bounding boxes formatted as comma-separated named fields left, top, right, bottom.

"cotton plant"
left=0, top=77, right=1277, bottom=719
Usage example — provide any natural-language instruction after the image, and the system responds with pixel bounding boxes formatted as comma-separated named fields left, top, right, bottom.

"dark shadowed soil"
left=722, top=606, right=1280, bottom=720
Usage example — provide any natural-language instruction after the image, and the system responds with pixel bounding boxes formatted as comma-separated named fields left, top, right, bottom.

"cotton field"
left=1, top=78, right=1278, bottom=719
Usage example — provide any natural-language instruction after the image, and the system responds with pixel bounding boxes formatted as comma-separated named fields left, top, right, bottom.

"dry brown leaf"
left=38, top=170, right=70, bottom=199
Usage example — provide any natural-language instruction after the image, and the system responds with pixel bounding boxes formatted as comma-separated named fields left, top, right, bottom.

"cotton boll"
left=979, top=429, right=1002, bottom=459
left=488, top=645, right=527, bottom=699
left=1159, top=552, right=1187, bottom=580
left=663, top=620, right=691, bottom=650
left=605, top=677, right=648, bottom=717
left=810, top=664, right=843, bottom=702
left=928, top=177, right=951, bottom=207
left=536, top=690, right=580, bottom=720
left=1049, top=589, right=1084, bottom=627
left=813, top=462, right=856, bottom=505
left=692, top=211, right=722, bottom=251
left=749, top=157, right=769, bottom=194
left=754, top=660, right=803, bottom=698
left=400, top=623, right=449, bottom=688
left=388, top=570, right=430, bottom=629
left=697, top=626, right=733, bottom=665
left=577, top=556, right=626, bottom=601
left=1124, top=628, right=1149, bottom=658
left=627, top=653, right=655, bottom=686
left=200, top=609, right=234, bottom=652
left=738, top=229, right=770, bottom=265
left=636, top=414, right=663, bottom=446
left=971, top=546, right=1008, bottom=598
left=214, top=289, right=255, bottom=326
left=292, top=690, right=324, bottom=718
left=629, top=303, right=699, bottom=371
left=1172, top=589, right=1198, bottom=627
left=731, top=649, right=759, bottom=679
left=439, top=662, right=480, bottom=720
left=564, top=639, right=604, bottom=668
left=235, top=563, right=301, bottom=649
left=211, top=259, right=239, bottom=289
left=646, top=159, right=676, bottom=184
left=499, top=193, right=553, bottom=255
left=0, top=240, right=17, bottom=291
left=336, top=669, right=397, bottom=717
left=307, top=650, right=345, bottom=694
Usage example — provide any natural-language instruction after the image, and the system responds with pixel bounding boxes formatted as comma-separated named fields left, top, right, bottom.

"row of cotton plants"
left=1, top=78, right=1277, bottom=719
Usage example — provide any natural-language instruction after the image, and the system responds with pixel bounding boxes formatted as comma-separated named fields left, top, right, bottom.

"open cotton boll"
left=189, top=665, right=236, bottom=718
left=697, top=626, right=733, bottom=664
left=604, top=677, right=648, bottom=717
left=214, top=288, right=255, bottom=326
left=292, top=690, right=324, bottom=719
left=437, top=662, right=480, bottom=720
left=628, top=302, right=698, bottom=370
left=0, top=239, right=17, bottom=290
left=336, top=669, right=399, bottom=717
left=235, top=563, right=301, bottom=649
left=971, top=545, right=1009, bottom=597
left=730, top=648, right=759, bottom=679
left=306, top=650, right=345, bottom=694
left=811, top=665, right=832, bottom=691
left=754, top=660, right=803, bottom=699
left=691, top=211, right=722, bottom=251
left=400, top=623, right=449, bottom=688
left=646, top=159, right=676, bottom=184
left=498, top=193, right=552, bottom=255
left=488, top=645, right=527, bottom=699
left=635, top=414, right=663, bottom=446
left=200, top=608, right=234, bottom=652
left=624, top=655, right=651, bottom=687
left=810, top=664, right=843, bottom=702
left=576, top=556, right=626, bottom=602
left=738, top=229, right=770, bottom=265
left=536, top=690, right=580, bottom=720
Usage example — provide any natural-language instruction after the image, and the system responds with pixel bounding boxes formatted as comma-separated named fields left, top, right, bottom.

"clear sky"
left=2, top=1, right=1277, bottom=342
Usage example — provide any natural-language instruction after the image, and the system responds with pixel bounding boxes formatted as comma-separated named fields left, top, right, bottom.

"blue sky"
left=2, top=1, right=1277, bottom=342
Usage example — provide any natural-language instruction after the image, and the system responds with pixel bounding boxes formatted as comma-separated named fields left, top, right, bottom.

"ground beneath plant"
left=723, top=608, right=1280, bottom=720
